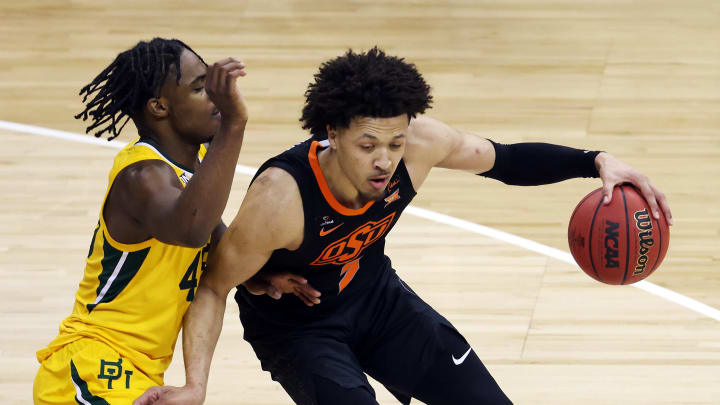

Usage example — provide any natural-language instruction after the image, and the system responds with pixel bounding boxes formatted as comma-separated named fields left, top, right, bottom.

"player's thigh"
left=361, top=285, right=511, bottom=404
left=250, top=333, right=379, bottom=405
left=33, top=339, right=156, bottom=404
left=409, top=323, right=512, bottom=405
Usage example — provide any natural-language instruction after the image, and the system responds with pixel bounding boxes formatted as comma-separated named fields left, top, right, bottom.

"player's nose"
left=374, top=149, right=392, bottom=171
left=374, top=157, right=391, bottom=171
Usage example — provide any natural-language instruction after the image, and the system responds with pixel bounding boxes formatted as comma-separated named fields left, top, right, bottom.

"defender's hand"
left=244, top=272, right=321, bottom=306
left=133, top=385, right=204, bottom=405
left=595, top=152, right=673, bottom=225
left=205, top=57, right=248, bottom=124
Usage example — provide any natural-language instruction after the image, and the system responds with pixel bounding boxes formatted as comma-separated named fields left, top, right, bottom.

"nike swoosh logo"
left=319, top=223, right=343, bottom=236
left=452, top=347, right=472, bottom=365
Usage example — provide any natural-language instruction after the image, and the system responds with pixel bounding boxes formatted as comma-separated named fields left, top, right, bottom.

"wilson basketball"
left=568, top=185, right=669, bottom=285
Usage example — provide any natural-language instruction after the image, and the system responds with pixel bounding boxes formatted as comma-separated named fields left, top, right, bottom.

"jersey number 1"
left=338, top=259, right=360, bottom=294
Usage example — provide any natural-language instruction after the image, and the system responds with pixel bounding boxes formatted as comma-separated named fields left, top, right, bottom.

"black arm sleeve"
left=479, top=140, right=601, bottom=186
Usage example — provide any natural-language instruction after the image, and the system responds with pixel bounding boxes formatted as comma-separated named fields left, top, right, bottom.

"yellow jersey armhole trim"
left=98, top=213, right=156, bottom=252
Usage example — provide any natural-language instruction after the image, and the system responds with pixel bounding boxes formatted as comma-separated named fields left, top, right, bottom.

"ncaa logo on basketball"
left=633, top=209, right=655, bottom=275
left=603, top=220, right=620, bottom=268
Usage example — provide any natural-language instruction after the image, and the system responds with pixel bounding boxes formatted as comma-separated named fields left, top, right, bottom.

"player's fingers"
left=286, top=275, right=308, bottom=285
left=132, top=393, right=154, bottom=405
left=208, top=58, right=244, bottom=79
left=213, top=57, right=243, bottom=69
left=218, top=62, right=244, bottom=87
left=215, top=62, right=228, bottom=94
left=293, top=289, right=314, bottom=306
left=268, top=277, right=295, bottom=294
left=209, top=60, right=240, bottom=93
left=209, top=60, right=243, bottom=92
left=297, top=282, right=321, bottom=298
left=295, top=287, right=321, bottom=305
left=132, top=386, right=166, bottom=405
left=222, top=68, right=246, bottom=96
left=293, top=288, right=320, bottom=304
left=284, top=276, right=307, bottom=291
left=653, top=186, right=673, bottom=225
left=266, top=285, right=282, bottom=299
left=287, top=278, right=320, bottom=298
left=298, top=294, right=315, bottom=307
left=602, top=181, right=615, bottom=204
left=637, top=181, right=661, bottom=221
left=204, top=64, right=215, bottom=93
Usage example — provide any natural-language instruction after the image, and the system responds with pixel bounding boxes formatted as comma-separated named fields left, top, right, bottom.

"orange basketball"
left=568, top=185, right=670, bottom=285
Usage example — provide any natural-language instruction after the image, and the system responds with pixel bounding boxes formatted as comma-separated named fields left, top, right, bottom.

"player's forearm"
left=208, top=221, right=228, bottom=256
left=181, top=283, right=228, bottom=399
left=479, top=141, right=602, bottom=186
left=172, top=122, right=246, bottom=246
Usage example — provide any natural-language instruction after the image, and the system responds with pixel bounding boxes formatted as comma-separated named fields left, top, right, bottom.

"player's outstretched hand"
left=133, top=385, right=203, bottom=405
left=244, top=272, right=322, bottom=306
left=595, top=152, right=673, bottom=225
left=205, top=57, right=248, bottom=125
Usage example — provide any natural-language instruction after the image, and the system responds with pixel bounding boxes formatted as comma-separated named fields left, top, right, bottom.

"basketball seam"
left=620, top=186, right=630, bottom=285
left=588, top=192, right=605, bottom=282
left=651, top=213, right=664, bottom=274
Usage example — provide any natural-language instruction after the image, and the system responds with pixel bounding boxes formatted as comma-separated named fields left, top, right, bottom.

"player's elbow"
left=181, top=234, right=211, bottom=249
left=172, top=220, right=215, bottom=248
left=179, top=228, right=213, bottom=248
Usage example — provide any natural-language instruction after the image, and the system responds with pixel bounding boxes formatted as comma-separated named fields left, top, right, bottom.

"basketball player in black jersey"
left=136, top=48, right=672, bottom=405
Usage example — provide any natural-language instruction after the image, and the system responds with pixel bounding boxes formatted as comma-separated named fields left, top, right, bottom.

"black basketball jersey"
left=235, top=138, right=416, bottom=325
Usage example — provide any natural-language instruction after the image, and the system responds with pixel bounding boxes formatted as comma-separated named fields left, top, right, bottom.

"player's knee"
left=413, top=351, right=513, bottom=404
left=313, top=375, right=379, bottom=405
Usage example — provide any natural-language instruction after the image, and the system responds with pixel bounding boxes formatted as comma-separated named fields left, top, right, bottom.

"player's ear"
left=326, top=124, right=339, bottom=150
left=146, top=97, right=169, bottom=119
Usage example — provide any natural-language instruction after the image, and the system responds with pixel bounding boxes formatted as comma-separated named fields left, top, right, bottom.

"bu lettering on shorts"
left=98, top=358, right=133, bottom=389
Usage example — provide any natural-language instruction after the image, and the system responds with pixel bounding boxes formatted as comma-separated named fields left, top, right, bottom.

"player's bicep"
left=202, top=167, right=303, bottom=295
left=405, top=115, right=496, bottom=181
left=436, top=131, right=495, bottom=173
left=202, top=223, right=274, bottom=296
left=117, top=161, right=185, bottom=241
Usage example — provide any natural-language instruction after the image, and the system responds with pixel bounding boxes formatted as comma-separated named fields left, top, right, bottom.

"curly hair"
left=75, top=38, right=205, bottom=140
left=300, top=47, right=432, bottom=140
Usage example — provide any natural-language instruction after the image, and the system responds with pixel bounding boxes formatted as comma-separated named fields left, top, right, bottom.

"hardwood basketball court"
left=1, top=1, right=718, bottom=403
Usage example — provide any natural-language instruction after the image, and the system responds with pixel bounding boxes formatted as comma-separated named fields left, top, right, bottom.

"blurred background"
left=1, top=1, right=718, bottom=403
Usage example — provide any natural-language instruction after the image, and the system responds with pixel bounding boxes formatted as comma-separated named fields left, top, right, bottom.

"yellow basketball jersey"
left=37, top=137, right=209, bottom=381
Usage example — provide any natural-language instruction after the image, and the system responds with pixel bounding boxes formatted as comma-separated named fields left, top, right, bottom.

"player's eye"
left=360, top=144, right=373, bottom=151
left=390, top=143, right=403, bottom=149
left=193, top=87, right=204, bottom=93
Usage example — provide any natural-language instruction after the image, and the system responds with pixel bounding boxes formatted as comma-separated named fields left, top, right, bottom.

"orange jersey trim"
left=308, top=141, right=375, bottom=216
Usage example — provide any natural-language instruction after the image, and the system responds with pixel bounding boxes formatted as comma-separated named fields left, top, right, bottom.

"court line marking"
left=2, top=120, right=718, bottom=322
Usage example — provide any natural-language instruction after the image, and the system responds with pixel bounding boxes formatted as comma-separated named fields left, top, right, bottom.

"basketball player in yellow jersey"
left=33, top=38, right=249, bottom=404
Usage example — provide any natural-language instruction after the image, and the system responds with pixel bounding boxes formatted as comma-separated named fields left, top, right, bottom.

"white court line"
left=2, top=120, right=719, bottom=322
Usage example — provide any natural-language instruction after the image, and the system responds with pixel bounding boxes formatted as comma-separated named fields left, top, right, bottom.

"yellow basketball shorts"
left=33, top=338, right=159, bottom=404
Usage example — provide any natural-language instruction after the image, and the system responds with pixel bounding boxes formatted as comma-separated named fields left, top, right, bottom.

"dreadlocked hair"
left=75, top=38, right=205, bottom=140
left=300, top=46, right=432, bottom=140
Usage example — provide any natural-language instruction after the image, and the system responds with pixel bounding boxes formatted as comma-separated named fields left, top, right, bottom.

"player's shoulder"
left=237, top=166, right=304, bottom=249
left=407, top=115, right=456, bottom=144
left=246, top=167, right=303, bottom=215
left=403, top=115, right=454, bottom=167
left=253, top=166, right=299, bottom=190
left=117, top=159, right=180, bottom=193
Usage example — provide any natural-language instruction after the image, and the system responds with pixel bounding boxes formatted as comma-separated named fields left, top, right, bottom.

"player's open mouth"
left=369, top=176, right=388, bottom=190
left=212, top=109, right=221, bottom=118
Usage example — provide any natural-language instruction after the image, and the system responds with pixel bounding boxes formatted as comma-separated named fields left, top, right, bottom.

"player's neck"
left=317, top=147, right=367, bottom=209
left=139, top=129, right=201, bottom=172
